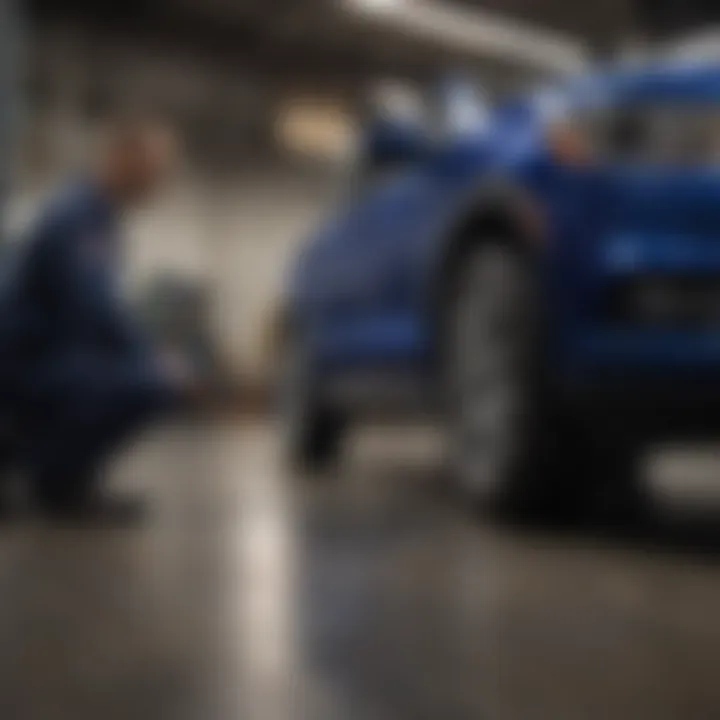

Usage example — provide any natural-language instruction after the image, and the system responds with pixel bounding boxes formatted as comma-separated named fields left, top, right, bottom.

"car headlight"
left=533, top=88, right=597, bottom=167
left=545, top=118, right=596, bottom=166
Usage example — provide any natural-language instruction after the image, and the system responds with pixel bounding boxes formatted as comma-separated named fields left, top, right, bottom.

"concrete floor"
left=1, top=422, right=720, bottom=720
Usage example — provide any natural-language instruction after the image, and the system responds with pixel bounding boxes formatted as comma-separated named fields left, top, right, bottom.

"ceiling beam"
left=342, top=0, right=589, bottom=74
left=26, top=0, right=447, bottom=82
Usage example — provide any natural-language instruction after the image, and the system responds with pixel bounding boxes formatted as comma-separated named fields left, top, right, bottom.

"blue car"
left=281, top=62, right=720, bottom=521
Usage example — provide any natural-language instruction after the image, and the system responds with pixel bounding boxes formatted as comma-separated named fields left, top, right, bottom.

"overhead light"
left=343, top=0, right=587, bottom=75
left=349, top=0, right=407, bottom=10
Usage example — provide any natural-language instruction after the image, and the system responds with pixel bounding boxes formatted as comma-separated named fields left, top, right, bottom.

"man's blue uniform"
left=0, top=181, right=173, bottom=507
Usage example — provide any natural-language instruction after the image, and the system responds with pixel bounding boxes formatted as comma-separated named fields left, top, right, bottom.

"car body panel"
left=286, top=61, right=720, bottom=422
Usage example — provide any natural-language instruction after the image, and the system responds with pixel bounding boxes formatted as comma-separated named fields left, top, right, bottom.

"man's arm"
left=26, top=201, right=149, bottom=359
left=81, top=255, right=149, bottom=358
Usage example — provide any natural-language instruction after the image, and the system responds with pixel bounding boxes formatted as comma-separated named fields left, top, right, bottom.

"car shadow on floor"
left=556, top=504, right=720, bottom=562
left=325, top=451, right=720, bottom=564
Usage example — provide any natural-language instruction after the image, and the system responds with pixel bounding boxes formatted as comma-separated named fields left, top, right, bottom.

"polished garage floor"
left=1, top=422, right=720, bottom=720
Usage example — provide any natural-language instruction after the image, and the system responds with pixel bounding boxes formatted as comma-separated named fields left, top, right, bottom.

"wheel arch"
left=427, top=180, right=544, bottom=373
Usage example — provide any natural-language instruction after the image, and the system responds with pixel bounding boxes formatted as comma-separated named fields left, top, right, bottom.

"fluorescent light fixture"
left=353, top=0, right=406, bottom=9
left=343, top=0, right=588, bottom=75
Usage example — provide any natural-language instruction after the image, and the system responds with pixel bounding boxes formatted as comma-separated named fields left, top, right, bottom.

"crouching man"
left=0, top=115, right=194, bottom=522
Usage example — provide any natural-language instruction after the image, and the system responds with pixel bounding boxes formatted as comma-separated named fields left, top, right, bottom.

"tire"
left=444, top=240, right=641, bottom=524
left=281, top=327, right=344, bottom=475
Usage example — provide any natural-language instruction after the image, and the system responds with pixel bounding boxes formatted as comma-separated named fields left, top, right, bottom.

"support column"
left=0, top=0, right=23, bottom=244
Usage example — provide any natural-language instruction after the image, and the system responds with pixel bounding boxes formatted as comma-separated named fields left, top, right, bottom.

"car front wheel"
left=445, top=240, right=638, bottom=523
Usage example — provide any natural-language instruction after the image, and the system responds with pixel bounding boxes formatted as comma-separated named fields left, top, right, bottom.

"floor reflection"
left=0, top=421, right=719, bottom=719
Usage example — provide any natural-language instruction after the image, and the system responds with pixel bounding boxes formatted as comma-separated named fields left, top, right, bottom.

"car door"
left=315, top=79, right=492, bottom=366
left=333, top=82, right=496, bottom=364
left=314, top=165, right=442, bottom=366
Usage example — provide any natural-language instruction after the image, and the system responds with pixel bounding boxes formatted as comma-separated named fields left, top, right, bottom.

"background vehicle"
left=282, top=63, right=720, bottom=522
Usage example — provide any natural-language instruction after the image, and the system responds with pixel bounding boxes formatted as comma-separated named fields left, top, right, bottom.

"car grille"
left=606, top=276, right=720, bottom=329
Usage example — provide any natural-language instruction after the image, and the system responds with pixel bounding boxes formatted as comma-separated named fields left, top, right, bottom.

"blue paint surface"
left=285, top=64, right=720, bottom=401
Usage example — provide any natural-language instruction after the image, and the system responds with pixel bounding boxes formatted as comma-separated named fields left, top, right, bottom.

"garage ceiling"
left=28, top=0, right=634, bottom=85
left=24, top=0, right=717, bottom=168
left=31, top=0, right=720, bottom=78
left=634, top=0, right=720, bottom=39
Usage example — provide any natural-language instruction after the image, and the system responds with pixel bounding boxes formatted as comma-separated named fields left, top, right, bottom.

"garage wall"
left=127, top=171, right=338, bottom=380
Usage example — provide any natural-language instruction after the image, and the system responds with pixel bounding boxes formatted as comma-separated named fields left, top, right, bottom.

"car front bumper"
left=559, top=330, right=720, bottom=438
